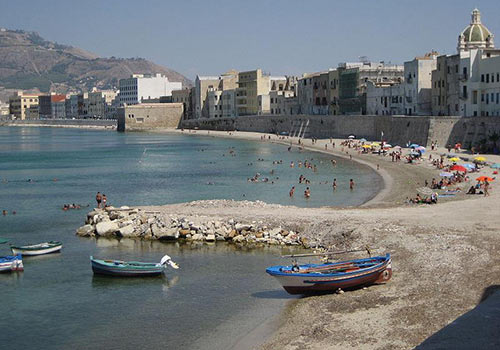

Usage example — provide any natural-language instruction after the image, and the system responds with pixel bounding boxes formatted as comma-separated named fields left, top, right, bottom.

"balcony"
left=458, top=74, right=468, bottom=81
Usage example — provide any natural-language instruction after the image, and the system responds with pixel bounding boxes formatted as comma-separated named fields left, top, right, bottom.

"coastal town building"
left=366, top=52, right=438, bottom=116
left=39, top=94, right=66, bottom=119
left=9, top=91, right=39, bottom=120
left=171, top=88, right=193, bottom=120
left=193, top=71, right=238, bottom=119
left=431, top=8, right=499, bottom=117
left=0, top=101, right=9, bottom=116
left=87, top=89, right=117, bottom=119
left=236, top=69, right=271, bottom=116
left=338, top=62, right=404, bottom=115
left=118, top=74, right=182, bottom=106
left=65, top=94, right=79, bottom=119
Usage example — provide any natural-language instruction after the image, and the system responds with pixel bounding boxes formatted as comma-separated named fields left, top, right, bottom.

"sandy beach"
left=141, top=128, right=500, bottom=349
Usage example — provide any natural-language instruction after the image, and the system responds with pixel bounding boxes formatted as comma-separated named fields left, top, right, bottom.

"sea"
left=0, top=127, right=382, bottom=349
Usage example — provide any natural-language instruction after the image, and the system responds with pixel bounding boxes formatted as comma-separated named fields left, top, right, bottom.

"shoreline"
left=130, top=128, right=500, bottom=349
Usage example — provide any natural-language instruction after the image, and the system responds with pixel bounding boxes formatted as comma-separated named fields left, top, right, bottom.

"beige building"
left=117, top=103, right=184, bottom=131
left=172, top=88, right=193, bottom=119
left=194, top=71, right=238, bottom=119
left=87, top=89, right=117, bottom=119
left=9, top=92, right=39, bottom=120
left=236, top=69, right=270, bottom=116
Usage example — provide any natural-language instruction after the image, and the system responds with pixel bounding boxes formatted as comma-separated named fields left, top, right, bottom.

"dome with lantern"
left=458, top=9, right=494, bottom=52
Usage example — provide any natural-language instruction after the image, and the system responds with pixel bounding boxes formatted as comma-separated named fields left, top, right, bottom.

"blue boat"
left=91, top=255, right=179, bottom=277
left=0, top=254, right=24, bottom=272
left=266, top=254, right=392, bottom=295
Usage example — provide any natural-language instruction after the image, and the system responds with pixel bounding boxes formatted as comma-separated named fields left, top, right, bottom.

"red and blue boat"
left=266, top=253, right=392, bottom=295
left=0, top=254, right=24, bottom=273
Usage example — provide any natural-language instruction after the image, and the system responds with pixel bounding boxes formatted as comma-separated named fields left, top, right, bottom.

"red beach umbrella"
left=476, top=176, right=494, bottom=182
left=450, top=165, right=467, bottom=172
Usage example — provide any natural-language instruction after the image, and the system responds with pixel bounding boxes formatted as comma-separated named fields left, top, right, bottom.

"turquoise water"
left=0, top=127, right=382, bottom=349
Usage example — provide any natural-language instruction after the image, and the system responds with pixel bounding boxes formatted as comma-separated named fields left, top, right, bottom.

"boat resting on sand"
left=11, top=241, right=62, bottom=256
left=266, top=254, right=392, bottom=295
left=0, top=254, right=24, bottom=272
left=91, top=255, right=179, bottom=277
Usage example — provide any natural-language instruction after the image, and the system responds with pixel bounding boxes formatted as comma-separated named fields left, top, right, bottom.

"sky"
left=1, top=0, right=499, bottom=80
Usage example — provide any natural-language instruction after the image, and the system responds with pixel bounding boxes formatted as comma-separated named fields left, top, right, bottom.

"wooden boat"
left=0, top=254, right=24, bottom=272
left=91, top=255, right=179, bottom=277
left=11, top=241, right=62, bottom=256
left=266, top=253, right=392, bottom=295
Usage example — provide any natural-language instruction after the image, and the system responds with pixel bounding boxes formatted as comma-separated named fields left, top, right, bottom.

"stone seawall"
left=181, top=114, right=500, bottom=149
left=76, top=205, right=314, bottom=248
left=0, top=119, right=116, bottom=128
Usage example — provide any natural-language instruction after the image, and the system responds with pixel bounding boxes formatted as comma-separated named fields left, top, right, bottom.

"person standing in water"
left=95, top=192, right=102, bottom=208
left=304, top=187, right=311, bottom=198
left=349, top=179, right=355, bottom=190
left=289, top=186, right=295, bottom=197
left=333, top=178, right=337, bottom=190
left=102, top=194, right=107, bottom=208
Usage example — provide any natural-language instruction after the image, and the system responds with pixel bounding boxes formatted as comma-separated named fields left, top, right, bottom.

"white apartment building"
left=404, top=52, right=438, bottom=115
left=119, top=74, right=182, bottom=106
left=366, top=81, right=404, bottom=115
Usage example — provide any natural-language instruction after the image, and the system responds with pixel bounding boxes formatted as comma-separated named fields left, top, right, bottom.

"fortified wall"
left=181, top=114, right=500, bottom=148
left=0, top=119, right=116, bottom=128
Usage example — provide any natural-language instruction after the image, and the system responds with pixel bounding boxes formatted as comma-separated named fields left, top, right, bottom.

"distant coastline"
left=0, top=119, right=116, bottom=130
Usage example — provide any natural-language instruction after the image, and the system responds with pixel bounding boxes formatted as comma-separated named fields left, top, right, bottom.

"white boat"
left=11, top=241, right=62, bottom=256
left=0, top=254, right=24, bottom=272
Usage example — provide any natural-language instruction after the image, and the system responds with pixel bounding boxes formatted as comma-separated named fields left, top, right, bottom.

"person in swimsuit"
left=289, top=186, right=295, bottom=197
left=333, top=178, right=337, bottom=190
left=96, top=192, right=102, bottom=209
left=349, top=179, right=355, bottom=191
left=102, top=194, right=107, bottom=208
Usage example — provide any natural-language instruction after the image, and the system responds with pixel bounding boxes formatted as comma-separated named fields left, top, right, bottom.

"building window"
left=481, top=93, right=484, bottom=102
left=497, top=93, right=499, bottom=104
left=455, top=65, right=458, bottom=73
left=473, top=91, right=478, bottom=104
left=486, top=74, right=490, bottom=83
left=481, top=74, right=485, bottom=82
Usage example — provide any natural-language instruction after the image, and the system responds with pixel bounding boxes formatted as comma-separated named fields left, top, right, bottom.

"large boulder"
left=76, top=224, right=95, bottom=237
left=205, top=234, right=216, bottom=242
left=95, top=221, right=120, bottom=237
left=235, top=223, right=252, bottom=232
left=158, top=228, right=179, bottom=241
left=119, top=225, right=135, bottom=238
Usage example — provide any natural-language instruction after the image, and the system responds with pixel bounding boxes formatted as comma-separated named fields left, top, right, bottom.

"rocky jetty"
left=76, top=206, right=310, bottom=247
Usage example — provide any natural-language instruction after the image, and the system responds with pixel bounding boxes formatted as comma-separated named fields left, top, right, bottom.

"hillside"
left=0, top=29, right=192, bottom=101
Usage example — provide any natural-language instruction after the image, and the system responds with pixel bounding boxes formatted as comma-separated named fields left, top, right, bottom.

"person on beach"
left=102, top=194, right=107, bottom=208
left=96, top=192, right=102, bottom=208
left=484, top=180, right=490, bottom=197
left=333, top=178, right=337, bottom=190
left=289, top=186, right=295, bottom=197
left=349, top=179, right=355, bottom=191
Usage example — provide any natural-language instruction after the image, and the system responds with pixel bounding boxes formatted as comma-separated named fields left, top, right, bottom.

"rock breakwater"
left=76, top=206, right=312, bottom=247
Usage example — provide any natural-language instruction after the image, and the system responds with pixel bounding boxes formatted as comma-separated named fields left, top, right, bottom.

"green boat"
left=91, top=255, right=179, bottom=277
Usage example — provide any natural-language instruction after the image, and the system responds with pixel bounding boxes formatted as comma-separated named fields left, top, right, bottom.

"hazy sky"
left=1, top=0, right=499, bottom=80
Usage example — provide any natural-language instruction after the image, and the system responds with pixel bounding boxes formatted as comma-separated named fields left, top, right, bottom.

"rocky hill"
left=0, top=29, right=192, bottom=101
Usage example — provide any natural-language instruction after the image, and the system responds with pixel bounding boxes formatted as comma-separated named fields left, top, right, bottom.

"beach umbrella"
left=476, top=176, right=494, bottom=182
left=490, top=163, right=500, bottom=169
left=360, top=138, right=367, bottom=142
left=440, top=172, right=454, bottom=177
left=409, top=144, right=420, bottom=148
left=415, top=146, right=426, bottom=153
left=362, top=144, right=372, bottom=148
left=348, top=135, right=355, bottom=139
left=450, top=165, right=467, bottom=172
left=371, top=142, right=380, bottom=147
left=393, top=145, right=402, bottom=149
left=474, top=156, right=486, bottom=162
left=417, top=187, right=433, bottom=195
left=449, top=157, right=460, bottom=162
left=383, top=144, right=392, bottom=148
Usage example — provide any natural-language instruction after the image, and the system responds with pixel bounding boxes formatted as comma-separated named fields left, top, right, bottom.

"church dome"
left=458, top=9, right=494, bottom=52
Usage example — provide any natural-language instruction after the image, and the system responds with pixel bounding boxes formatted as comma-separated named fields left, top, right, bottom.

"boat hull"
left=0, top=254, right=24, bottom=272
left=91, top=259, right=165, bottom=277
left=267, top=254, right=392, bottom=295
left=11, top=245, right=62, bottom=256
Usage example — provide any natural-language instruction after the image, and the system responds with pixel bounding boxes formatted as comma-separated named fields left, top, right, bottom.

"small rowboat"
left=91, top=255, right=179, bottom=277
left=0, top=254, right=24, bottom=272
left=266, top=254, right=392, bottom=295
left=11, top=241, right=62, bottom=256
